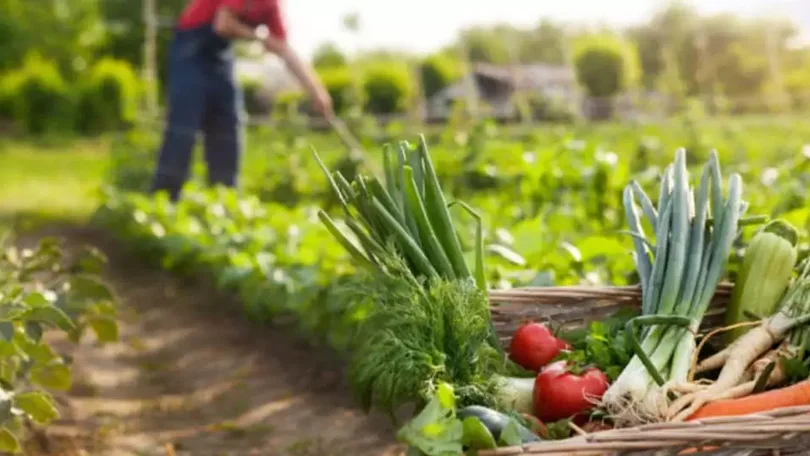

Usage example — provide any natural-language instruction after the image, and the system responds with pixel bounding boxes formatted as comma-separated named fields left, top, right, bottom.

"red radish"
left=533, top=360, right=609, bottom=423
left=509, top=322, right=568, bottom=371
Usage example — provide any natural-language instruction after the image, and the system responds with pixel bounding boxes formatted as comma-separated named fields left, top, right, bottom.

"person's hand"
left=311, top=86, right=334, bottom=119
left=262, top=35, right=286, bottom=54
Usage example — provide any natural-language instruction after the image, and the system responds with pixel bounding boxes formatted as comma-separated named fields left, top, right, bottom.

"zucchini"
left=726, top=219, right=799, bottom=342
left=457, top=405, right=541, bottom=444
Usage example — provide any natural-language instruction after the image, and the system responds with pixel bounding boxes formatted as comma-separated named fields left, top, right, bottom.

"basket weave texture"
left=484, top=284, right=809, bottom=456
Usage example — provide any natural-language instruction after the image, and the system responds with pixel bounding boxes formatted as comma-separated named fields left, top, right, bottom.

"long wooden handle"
left=327, top=116, right=364, bottom=155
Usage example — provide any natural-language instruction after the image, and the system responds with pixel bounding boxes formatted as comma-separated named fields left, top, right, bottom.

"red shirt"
left=177, top=0, right=287, bottom=41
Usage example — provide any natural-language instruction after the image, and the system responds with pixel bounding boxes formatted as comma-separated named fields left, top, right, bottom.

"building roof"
left=471, top=63, right=575, bottom=89
left=430, top=63, right=576, bottom=102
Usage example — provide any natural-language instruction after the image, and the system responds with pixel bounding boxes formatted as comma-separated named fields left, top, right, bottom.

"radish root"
left=689, top=321, right=763, bottom=379
left=669, top=321, right=788, bottom=421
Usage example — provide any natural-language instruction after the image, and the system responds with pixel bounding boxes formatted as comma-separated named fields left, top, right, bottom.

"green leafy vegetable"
left=397, top=383, right=463, bottom=456
left=344, top=258, right=505, bottom=417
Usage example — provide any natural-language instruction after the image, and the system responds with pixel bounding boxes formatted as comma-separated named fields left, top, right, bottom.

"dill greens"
left=342, top=257, right=509, bottom=420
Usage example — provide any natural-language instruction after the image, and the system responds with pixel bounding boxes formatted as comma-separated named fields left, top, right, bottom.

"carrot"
left=686, top=380, right=810, bottom=421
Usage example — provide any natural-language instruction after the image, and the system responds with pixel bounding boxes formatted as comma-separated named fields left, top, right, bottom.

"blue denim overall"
left=150, top=23, right=246, bottom=201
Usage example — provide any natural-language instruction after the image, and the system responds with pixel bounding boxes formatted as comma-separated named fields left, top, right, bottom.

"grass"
left=0, top=136, right=112, bottom=230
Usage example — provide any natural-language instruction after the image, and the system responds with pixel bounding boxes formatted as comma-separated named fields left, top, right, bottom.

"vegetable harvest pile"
left=94, top=130, right=810, bottom=455
left=314, top=139, right=810, bottom=454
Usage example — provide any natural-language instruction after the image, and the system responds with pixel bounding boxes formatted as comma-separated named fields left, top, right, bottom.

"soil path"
left=20, top=226, right=404, bottom=456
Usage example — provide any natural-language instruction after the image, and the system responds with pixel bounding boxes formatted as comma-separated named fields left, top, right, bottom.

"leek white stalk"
left=601, top=149, right=744, bottom=425
left=493, top=376, right=535, bottom=414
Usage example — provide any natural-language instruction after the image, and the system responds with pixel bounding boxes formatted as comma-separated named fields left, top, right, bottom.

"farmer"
left=151, top=0, right=333, bottom=200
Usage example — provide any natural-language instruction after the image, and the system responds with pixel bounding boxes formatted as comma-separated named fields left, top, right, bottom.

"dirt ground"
left=18, top=227, right=405, bottom=456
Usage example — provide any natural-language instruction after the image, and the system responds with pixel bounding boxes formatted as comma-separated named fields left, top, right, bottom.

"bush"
left=240, top=77, right=271, bottom=116
left=0, top=74, right=13, bottom=121
left=785, top=67, right=810, bottom=110
left=523, top=92, right=580, bottom=123
left=273, top=90, right=307, bottom=116
left=573, top=34, right=640, bottom=99
left=361, top=64, right=414, bottom=115
left=420, top=54, right=461, bottom=99
left=312, top=43, right=348, bottom=70
left=76, top=58, right=140, bottom=134
left=317, top=66, right=358, bottom=115
left=2, top=53, right=74, bottom=135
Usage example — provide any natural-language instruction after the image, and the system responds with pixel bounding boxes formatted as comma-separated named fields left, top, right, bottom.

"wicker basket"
left=484, top=284, right=810, bottom=456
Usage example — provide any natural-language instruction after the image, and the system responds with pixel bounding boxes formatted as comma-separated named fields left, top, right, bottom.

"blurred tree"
left=312, top=42, right=348, bottom=69
left=572, top=32, right=641, bottom=119
left=100, top=0, right=187, bottom=96
left=361, top=63, right=414, bottom=114
left=0, top=0, right=106, bottom=76
left=317, top=66, right=358, bottom=114
left=573, top=33, right=640, bottom=98
left=519, top=20, right=567, bottom=64
left=419, top=53, right=462, bottom=99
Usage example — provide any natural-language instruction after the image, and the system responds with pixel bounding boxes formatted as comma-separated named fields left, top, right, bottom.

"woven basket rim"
left=479, top=283, right=810, bottom=454
left=487, top=282, right=734, bottom=303
left=477, top=405, right=810, bottom=455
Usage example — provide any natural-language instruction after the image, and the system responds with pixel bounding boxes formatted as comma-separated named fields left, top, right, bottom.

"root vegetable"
left=686, top=380, right=810, bottom=421
left=669, top=264, right=810, bottom=422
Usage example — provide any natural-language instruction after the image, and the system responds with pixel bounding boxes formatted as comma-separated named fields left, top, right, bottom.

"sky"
left=279, top=0, right=810, bottom=61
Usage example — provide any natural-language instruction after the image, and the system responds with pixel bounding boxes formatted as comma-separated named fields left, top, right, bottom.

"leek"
left=602, top=149, right=745, bottom=424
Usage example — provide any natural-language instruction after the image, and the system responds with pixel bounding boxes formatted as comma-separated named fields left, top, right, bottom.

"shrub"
left=240, top=77, right=271, bottom=116
left=523, top=92, right=580, bottom=123
left=2, top=53, right=74, bottom=135
left=573, top=34, right=640, bottom=99
left=317, top=66, right=359, bottom=115
left=312, top=43, right=348, bottom=70
left=0, top=73, right=13, bottom=120
left=76, top=58, right=140, bottom=134
left=419, top=54, right=461, bottom=99
left=273, top=90, right=307, bottom=116
left=361, top=64, right=414, bottom=115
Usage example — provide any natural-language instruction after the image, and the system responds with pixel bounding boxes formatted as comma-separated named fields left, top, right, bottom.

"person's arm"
left=267, top=40, right=323, bottom=100
left=212, top=5, right=260, bottom=40
left=262, top=1, right=332, bottom=117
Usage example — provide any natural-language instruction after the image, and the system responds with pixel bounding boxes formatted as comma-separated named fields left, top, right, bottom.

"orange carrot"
left=686, top=380, right=810, bottom=421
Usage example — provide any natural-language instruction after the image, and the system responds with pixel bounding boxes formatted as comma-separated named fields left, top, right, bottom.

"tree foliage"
left=1, top=0, right=809, bottom=126
left=312, top=42, right=348, bottom=69
left=1, top=53, right=74, bottom=134
left=317, top=66, right=358, bottom=114
left=361, top=64, right=414, bottom=114
left=76, top=58, right=141, bottom=133
left=573, top=34, right=640, bottom=98
left=420, top=54, right=462, bottom=99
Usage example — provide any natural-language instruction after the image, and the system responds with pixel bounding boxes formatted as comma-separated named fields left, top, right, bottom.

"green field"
left=85, top=115, right=810, bottom=330
left=6, top=115, right=810, bottom=233
left=0, top=136, right=113, bottom=228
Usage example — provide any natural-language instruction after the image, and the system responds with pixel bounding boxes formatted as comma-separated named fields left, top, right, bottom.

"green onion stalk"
left=313, top=135, right=500, bottom=351
left=601, top=149, right=744, bottom=424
